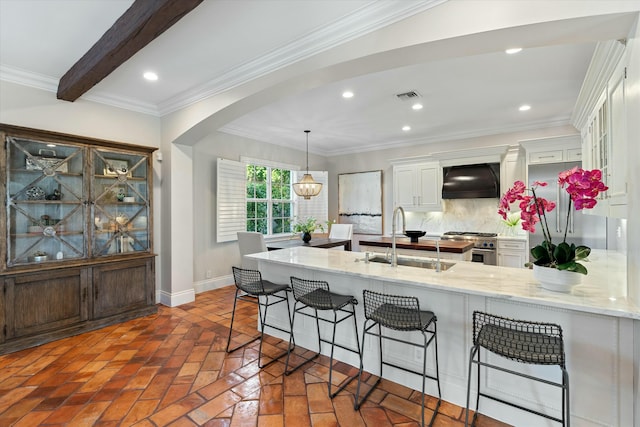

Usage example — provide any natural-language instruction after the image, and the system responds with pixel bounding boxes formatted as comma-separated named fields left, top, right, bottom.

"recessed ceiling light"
left=342, top=91, right=354, bottom=98
left=143, top=71, right=158, bottom=81
left=412, top=103, right=423, bottom=110
left=505, top=48, right=523, bottom=54
left=402, top=125, right=411, bottom=132
left=519, top=104, right=531, bottom=111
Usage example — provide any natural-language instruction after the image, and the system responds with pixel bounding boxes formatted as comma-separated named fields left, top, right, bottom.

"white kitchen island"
left=249, top=247, right=639, bottom=427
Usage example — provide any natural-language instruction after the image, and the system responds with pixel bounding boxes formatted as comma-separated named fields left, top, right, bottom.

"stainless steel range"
left=441, top=231, right=498, bottom=265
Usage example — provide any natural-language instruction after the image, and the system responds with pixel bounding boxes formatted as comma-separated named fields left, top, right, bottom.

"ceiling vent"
left=395, top=90, right=421, bottom=101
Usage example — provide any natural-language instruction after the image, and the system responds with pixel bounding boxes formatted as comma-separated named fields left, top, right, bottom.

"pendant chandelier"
left=293, top=130, right=322, bottom=199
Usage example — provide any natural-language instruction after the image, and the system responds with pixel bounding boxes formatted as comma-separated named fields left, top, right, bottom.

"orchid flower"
left=498, top=168, right=608, bottom=275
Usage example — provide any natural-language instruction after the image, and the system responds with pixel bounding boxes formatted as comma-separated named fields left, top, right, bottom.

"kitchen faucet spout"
left=391, top=206, right=406, bottom=267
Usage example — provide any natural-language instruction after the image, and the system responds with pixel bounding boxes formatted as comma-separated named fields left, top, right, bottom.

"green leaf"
left=573, top=263, right=588, bottom=274
left=557, top=260, right=588, bottom=275
left=574, top=245, right=591, bottom=260
left=553, top=242, right=575, bottom=264
left=530, top=244, right=552, bottom=264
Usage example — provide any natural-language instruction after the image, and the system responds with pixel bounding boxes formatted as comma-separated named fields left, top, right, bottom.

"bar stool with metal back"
left=465, top=311, right=570, bottom=426
left=354, top=289, right=442, bottom=427
left=284, top=276, right=361, bottom=398
left=226, top=266, right=294, bottom=368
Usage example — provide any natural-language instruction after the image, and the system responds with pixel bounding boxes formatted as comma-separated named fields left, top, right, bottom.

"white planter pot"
left=533, top=264, right=582, bottom=292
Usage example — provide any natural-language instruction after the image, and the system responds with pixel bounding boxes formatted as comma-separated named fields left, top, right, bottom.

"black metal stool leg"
left=256, top=295, right=269, bottom=367
left=420, top=331, right=427, bottom=427
left=254, top=294, right=294, bottom=369
left=431, top=322, right=442, bottom=421
left=354, top=320, right=381, bottom=410
left=284, top=301, right=300, bottom=373
left=326, top=308, right=359, bottom=398
left=226, top=289, right=260, bottom=353
left=465, top=344, right=479, bottom=427
left=284, top=303, right=321, bottom=375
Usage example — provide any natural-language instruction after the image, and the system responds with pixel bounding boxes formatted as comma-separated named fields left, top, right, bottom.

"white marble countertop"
left=250, top=247, right=639, bottom=320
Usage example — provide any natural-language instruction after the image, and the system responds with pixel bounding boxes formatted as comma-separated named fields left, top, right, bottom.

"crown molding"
left=1, top=65, right=161, bottom=116
left=82, top=90, right=160, bottom=116
left=221, top=115, right=571, bottom=158
left=322, top=117, right=572, bottom=157
left=0, top=65, right=58, bottom=93
left=157, top=0, right=446, bottom=116
left=571, top=39, right=626, bottom=130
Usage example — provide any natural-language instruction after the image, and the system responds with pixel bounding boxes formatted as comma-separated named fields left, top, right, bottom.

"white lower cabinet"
left=497, top=238, right=528, bottom=268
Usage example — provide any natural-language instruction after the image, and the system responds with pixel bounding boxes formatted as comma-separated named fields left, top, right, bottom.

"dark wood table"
left=266, top=237, right=352, bottom=251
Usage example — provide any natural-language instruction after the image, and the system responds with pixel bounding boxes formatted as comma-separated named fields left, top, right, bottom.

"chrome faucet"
left=391, top=206, right=406, bottom=267
left=435, top=239, right=441, bottom=273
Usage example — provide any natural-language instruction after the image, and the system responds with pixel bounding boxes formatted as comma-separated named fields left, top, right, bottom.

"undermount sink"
left=368, top=255, right=456, bottom=271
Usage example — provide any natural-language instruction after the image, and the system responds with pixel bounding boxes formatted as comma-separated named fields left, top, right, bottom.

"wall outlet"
left=205, top=270, right=212, bottom=279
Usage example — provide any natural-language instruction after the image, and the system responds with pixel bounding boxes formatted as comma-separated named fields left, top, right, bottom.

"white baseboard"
left=158, top=288, right=196, bottom=307
left=194, top=274, right=234, bottom=294
left=156, top=275, right=234, bottom=307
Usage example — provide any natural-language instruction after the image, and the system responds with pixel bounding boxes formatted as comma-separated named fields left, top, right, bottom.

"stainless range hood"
left=442, top=163, right=500, bottom=199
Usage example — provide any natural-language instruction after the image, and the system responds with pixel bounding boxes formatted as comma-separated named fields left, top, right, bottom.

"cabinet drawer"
left=529, top=150, right=563, bottom=164
left=566, top=148, right=582, bottom=162
left=498, top=240, right=526, bottom=250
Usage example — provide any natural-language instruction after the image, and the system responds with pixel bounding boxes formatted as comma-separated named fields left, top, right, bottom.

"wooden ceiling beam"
left=57, top=0, right=203, bottom=102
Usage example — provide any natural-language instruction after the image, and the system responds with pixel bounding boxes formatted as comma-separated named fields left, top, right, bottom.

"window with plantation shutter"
left=216, top=158, right=246, bottom=243
left=217, top=157, right=328, bottom=242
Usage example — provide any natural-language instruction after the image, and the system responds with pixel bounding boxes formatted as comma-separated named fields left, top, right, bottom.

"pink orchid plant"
left=498, top=167, right=608, bottom=274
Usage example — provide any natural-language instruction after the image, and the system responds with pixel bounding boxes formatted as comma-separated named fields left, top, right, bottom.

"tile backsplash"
left=405, top=199, right=525, bottom=235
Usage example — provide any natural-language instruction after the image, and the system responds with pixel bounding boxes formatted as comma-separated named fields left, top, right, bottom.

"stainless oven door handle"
left=472, top=248, right=495, bottom=253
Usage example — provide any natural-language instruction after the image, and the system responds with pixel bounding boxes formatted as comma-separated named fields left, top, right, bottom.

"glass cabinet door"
left=91, top=148, right=150, bottom=256
left=6, top=136, right=86, bottom=266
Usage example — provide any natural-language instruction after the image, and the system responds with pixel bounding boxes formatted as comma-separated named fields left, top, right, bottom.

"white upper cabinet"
left=580, top=59, right=628, bottom=218
left=573, top=40, right=627, bottom=219
left=393, top=162, right=442, bottom=211
left=520, top=135, right=582, bottom=166
left=607, top=60, right=628, bottom=213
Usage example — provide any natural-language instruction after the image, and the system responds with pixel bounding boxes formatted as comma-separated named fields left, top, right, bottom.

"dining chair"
left=328, top=223, right=353, bottom=240
left=328, top=223, right=353, bottom=251
left=237, top=231, right=267, bottom=269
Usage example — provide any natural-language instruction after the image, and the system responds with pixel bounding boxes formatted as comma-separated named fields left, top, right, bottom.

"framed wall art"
left=338, top=170, right=382, bottom=234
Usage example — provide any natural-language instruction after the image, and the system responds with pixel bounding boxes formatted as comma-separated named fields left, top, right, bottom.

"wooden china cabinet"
left=0, top=124, right=157, bottom=354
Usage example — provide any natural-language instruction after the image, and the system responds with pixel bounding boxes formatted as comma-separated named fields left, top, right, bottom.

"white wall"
left=621, top=15, right=640, bottom=423
left=0, top=82, right=160, bottom=145
left=624, top=9, right=640, bottom=308
left=191, top=131, right=329, bottom=290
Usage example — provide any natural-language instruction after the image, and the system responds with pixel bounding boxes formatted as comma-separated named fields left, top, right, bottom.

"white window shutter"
left=217, top=158, right=246, bottom=243
left=295, top=170, right=328, bottom=225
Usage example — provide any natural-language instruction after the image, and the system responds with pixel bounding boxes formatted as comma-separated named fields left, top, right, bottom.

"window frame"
left=245, top=163, right=295, bottom=237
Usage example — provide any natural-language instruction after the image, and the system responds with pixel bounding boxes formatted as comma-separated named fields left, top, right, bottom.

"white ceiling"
left=1, top=1, right=637, bottom=156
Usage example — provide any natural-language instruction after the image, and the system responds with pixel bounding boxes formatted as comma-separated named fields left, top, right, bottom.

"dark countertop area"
left=359, top=237, right=474, bottom=253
